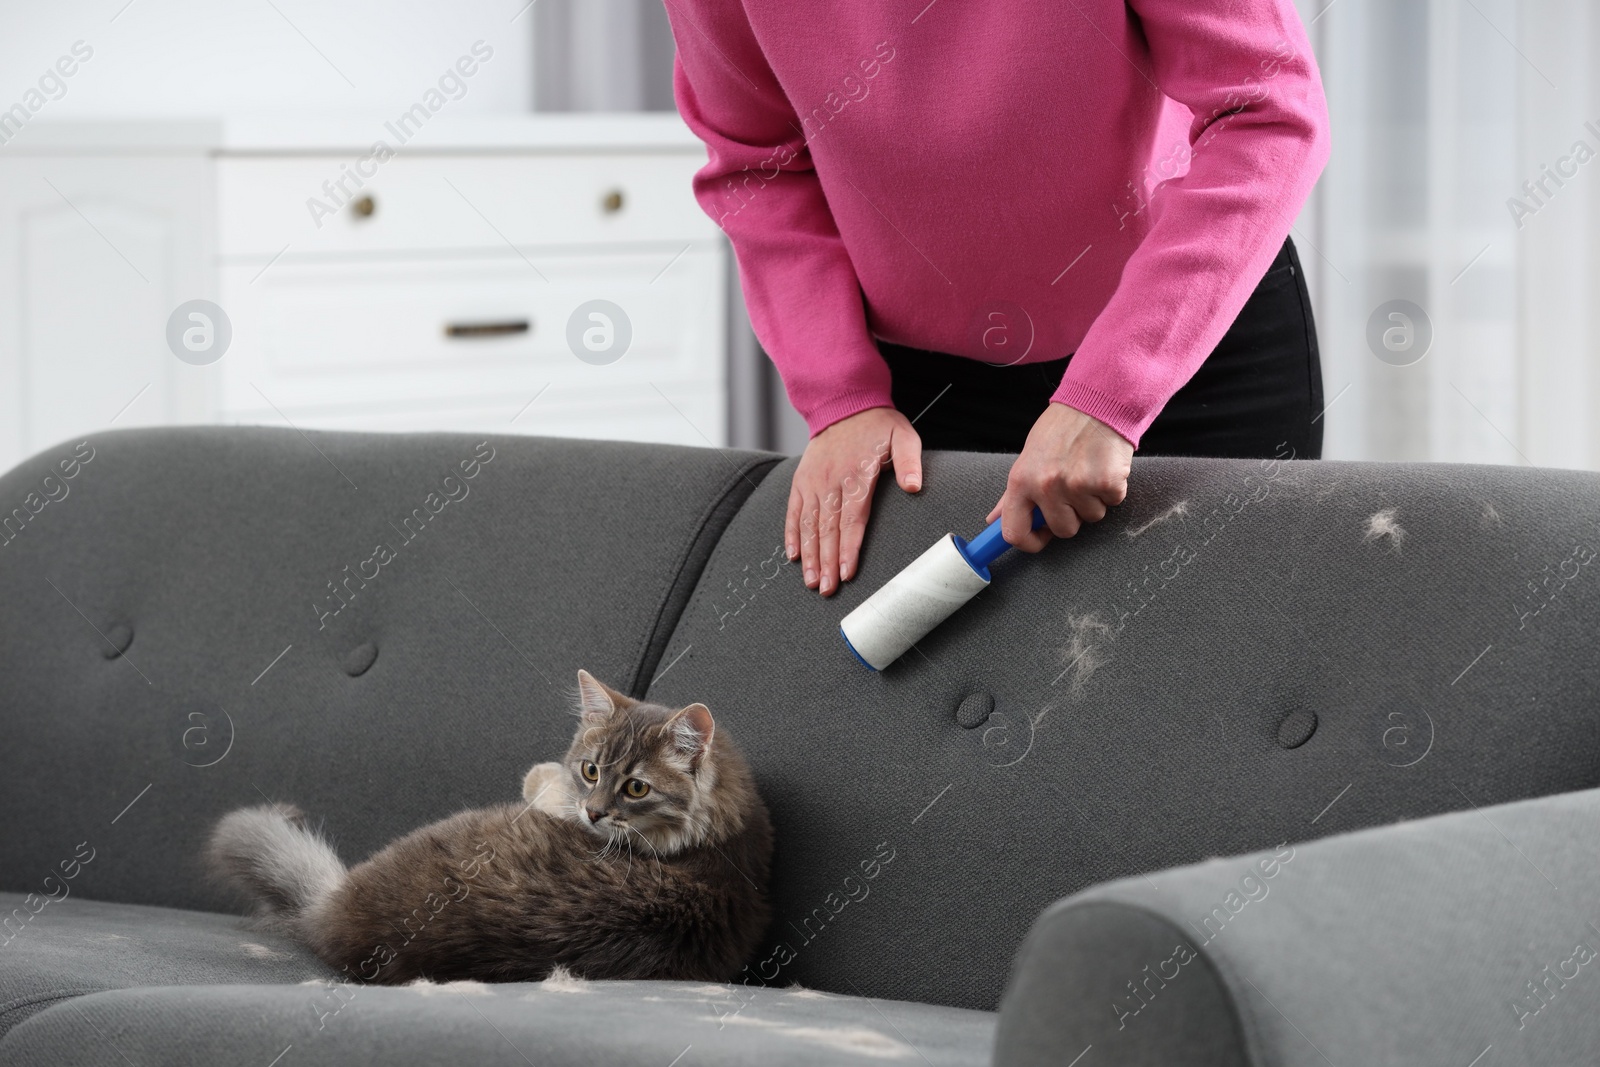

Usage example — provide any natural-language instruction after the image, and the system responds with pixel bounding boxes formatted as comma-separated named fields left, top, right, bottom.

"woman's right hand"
left=786, top=406, right=923, bottom=596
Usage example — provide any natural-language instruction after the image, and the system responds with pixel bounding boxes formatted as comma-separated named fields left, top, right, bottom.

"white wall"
left=0, top=0, right=534, bottom=118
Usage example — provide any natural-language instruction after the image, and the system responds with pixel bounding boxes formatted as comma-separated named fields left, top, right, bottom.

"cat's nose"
left=585, top=808, right=606, bottom=824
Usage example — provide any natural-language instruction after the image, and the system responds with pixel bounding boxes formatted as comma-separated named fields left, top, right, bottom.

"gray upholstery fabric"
left=995, top=786, right=1600, bottom=1066
left=0, top=428, right=776, bottom=917
left=646, top=451, right=1600, bottom=1010
left=0, top=979, right=995, bottom=1066
left=0, top=892, right=330, bottom=1038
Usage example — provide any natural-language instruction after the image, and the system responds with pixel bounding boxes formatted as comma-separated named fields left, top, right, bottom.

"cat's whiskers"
left=587, top=820, right=628, bottom=863
left=623, top=824, right=663, bottom=883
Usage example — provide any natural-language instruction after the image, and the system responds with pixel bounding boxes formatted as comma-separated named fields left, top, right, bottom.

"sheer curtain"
left=532, top=0, right=675, bottom=112
left=1297, top=0, right=1600, bottom=467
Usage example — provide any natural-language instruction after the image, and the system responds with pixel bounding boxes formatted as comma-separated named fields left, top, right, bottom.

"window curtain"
left=532, top=0, right=675, bottom=112
left=1298, top=0, right=1600, bottom=467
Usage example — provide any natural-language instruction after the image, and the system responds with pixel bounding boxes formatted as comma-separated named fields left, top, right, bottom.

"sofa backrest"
left=646, top=450, right=1600, bottom=1011
left=0, top=428, right=774, bottom=915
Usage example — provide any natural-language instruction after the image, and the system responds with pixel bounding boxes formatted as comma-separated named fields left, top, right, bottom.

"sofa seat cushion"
left=0, top=978, right=996, bottom=1066
left=0, top=892, right=330, bottom=1038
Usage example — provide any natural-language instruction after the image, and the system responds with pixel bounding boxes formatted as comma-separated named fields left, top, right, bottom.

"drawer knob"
left=445, top=320, right=531, bottom=339
left=601, top=189, right=624, bottom=214
left=351, top=194, right=377, bottom=219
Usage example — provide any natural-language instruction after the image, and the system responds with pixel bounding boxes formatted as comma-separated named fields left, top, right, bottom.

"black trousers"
left=883, top=237, right=1323, bottom=459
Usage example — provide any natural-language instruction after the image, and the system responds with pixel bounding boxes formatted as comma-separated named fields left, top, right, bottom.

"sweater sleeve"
left=1051, top=0, right=1331, bottom=447
left=663, top=2, right=893, bottom=437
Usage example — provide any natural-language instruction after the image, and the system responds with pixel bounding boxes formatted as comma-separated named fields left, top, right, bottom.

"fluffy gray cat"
left=206, top=670, right=773, bottom=984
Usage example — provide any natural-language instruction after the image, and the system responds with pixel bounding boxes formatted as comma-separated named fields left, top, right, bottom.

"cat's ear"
left=667, top=703, right=715, bottom=768
left=575, top=669, right=618, bottom=723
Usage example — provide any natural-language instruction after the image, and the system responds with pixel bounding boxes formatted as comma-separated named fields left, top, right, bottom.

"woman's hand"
left=787, top=407, right=922, bottom=596
left=988, top=403, right=1133, bottom=551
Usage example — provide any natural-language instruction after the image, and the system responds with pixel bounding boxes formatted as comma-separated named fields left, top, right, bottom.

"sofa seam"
left=626, top=455, right=781, bottom=697
left=0, top=986, right=105, bottom=1032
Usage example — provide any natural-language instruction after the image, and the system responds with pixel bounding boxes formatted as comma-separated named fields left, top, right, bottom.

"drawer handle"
left=351, top=195, right=376, bottom=219
left=444, top=320, right=531, bottom=339
left=601, top=189, right=625, bottom=214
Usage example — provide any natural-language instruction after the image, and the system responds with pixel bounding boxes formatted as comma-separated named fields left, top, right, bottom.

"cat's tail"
left=206, top=803, right=346, bottom=936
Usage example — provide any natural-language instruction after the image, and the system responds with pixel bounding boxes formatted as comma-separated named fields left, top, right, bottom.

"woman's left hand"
left=988, top=402, right=1134, bottom=551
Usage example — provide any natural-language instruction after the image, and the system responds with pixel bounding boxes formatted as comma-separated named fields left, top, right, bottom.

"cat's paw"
left=522, top=762, right=571, bottom=812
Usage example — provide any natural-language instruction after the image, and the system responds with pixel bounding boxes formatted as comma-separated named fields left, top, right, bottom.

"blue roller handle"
left=955, top=506, right=1046, bottom=577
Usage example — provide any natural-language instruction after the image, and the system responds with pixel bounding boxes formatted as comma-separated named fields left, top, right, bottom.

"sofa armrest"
left=994, top=898, right=1247, bottom=1066
left=994, top=787, right=1600, bottom=1066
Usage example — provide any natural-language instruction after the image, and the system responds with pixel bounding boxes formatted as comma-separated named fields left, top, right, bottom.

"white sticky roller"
left=839, top=534, right=990, bottom=671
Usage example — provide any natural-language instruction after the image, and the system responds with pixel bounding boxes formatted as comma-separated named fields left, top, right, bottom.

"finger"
left=1069, top=466, right=1128, bottom=523
left=1094, top=447, right=1132, bottom=505
left=800, top=492, right=822, bottom=589
left=1000, top=486, right=1054, bottom=552
left=1038, top=492, right=1081, bottom=541
left=1067, top=488, right=1108, bottom=525
left=1035, top=476, right=1082, bottom=542
left=784, top=484, right=802, bottom=561
left=891, top=423, right=923, bottom=492
left=998, top=487, right=1028, bottom=544
left=817, top=488, right=843, bottom=596
left=838, top=470, right=877, bottom=582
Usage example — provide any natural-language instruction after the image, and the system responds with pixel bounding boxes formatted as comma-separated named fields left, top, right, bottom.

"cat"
left=206, top=669, right=773, bottom=984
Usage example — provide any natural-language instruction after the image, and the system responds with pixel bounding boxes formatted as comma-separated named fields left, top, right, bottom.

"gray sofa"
left=2, top=427, right=1597, bottom=1066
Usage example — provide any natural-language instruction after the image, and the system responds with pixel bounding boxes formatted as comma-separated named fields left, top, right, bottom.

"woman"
left=666, top=0, right=1330, bottom=596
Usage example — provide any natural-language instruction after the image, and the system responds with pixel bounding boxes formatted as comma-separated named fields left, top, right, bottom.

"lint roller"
left=840, top=507, right=1046, bottom=671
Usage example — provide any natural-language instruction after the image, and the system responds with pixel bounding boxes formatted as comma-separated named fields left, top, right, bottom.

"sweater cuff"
left=800, top=387, right=898, bottom=438
left=1049, top=379, right=1145, bottom=449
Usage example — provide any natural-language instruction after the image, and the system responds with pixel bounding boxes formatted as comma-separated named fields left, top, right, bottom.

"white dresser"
left=0, top=115, right=732, bottom=473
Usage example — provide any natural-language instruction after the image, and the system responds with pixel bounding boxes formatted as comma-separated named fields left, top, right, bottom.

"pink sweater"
left=665, top=0, right=1330, bottom=446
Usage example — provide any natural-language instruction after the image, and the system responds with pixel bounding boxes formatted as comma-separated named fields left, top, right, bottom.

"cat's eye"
left=580, top=761, right=599, bottom=783
left=624, top=779, right=650, bottom=798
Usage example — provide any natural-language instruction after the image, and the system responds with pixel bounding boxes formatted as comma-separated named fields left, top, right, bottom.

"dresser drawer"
left=215, top=246, right=728, bottom=444
left=216, top=153, right=717, bottom=257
